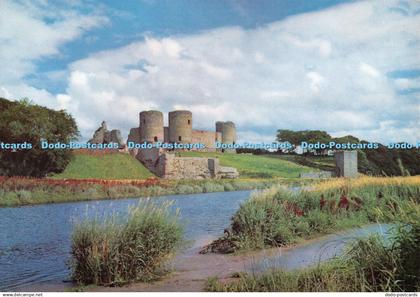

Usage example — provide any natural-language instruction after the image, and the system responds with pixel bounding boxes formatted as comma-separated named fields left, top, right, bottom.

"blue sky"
left=1, top=0, right=419, bottom=143
left=27, top=0, right=354, bottom=93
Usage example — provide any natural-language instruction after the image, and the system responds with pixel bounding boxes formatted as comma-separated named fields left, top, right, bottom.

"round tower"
left=216, top=121, right=236, bottom=144
left=215, top=121, right=224, bottom=134
left=222, top=121, right=236, bottom=144
left=139, top=110, right=164, bottom=142
left=169, top=110, right=192, bottom=143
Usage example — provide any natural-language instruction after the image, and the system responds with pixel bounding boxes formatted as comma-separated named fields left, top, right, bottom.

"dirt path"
left=92, top=238, right=301, bottom=292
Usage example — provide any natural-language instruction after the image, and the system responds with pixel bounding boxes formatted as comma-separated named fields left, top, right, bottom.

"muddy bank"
left=90, top=223, right=392, bottom=292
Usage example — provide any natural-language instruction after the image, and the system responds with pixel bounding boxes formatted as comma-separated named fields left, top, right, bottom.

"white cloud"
left=0, top=0, right=107, bottom=108
left=1, top=0, right=419, bottom=144
left=359, top=63, right=380, bottom=78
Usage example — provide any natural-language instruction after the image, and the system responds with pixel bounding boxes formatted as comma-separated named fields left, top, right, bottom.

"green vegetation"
left=0, top=97, right=78, bottom=177
left=275, top=155, right=335, bottom=171
left=206, top=198, right=420, bottom=292
left=202, top=176, right=420, bottom=253
left=176, top=151, right=314, bottom=178
left=358, top=146, right=420, bottom=176
left=275, top=129, right=420, bottom=176
left=0, top=176, right=310, bottom=207
left=54, top=153, right=154, bottom=179
left=71, top=201, right=183, bottom=286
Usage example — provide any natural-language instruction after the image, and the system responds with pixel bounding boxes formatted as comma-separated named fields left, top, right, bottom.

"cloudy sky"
left=1, top=0, right=419, bottom=143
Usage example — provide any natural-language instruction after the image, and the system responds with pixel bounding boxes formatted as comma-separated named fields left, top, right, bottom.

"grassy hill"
left=176, top=151, right=315, bottom=178
left=53, top=151, right=318, bottom=180
left=53, top=153, right=154, bottom=179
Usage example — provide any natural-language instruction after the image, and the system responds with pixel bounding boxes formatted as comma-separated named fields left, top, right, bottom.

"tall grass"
left=0, top=176, right=303, bottom=207
left=202, top=176, right=420, bottom=253
left=206, top=199, right=420, bottom=292
left=70, top=201, right=183, bottom=286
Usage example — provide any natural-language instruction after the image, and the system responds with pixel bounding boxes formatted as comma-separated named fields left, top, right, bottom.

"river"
left=0, top=190, right=393, bottom=291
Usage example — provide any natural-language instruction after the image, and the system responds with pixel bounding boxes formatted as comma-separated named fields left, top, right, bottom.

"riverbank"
left=207, top=199, right=420, bottom=292
left=73, top=223, right=392, bottom=292
left=0, top=176, right=314, bottom=207
left=201, top=176, right=420, bottom=253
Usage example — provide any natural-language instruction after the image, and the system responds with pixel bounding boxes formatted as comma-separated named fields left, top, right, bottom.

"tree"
left=0, top=97, right=79, bottom=177
left=276, top=129, right=332, bottom=155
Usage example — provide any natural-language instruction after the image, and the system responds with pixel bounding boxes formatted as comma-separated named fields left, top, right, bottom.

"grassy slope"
left=176, top=151, right=314, bottom=178
left=53, top=153, right=154, bottom=179
left=276, top=155, right=335, bottom=171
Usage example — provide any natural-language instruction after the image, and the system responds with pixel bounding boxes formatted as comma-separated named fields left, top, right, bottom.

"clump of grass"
left=202, top=182, right=225, bottom=193
left=174, top=184, right=196, bottom=194
left=70, top=201, right=183, bottom=286
left=206, top=199, right=420, bottom=292
left=203, top=177, right=419, bottom=253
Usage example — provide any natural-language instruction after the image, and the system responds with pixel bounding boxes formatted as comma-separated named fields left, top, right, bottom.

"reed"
left=70, top=201, right=183, bottom=286
left=203, top=176, right=420, bottom=253
left=206, top=199, right=420, bottom=292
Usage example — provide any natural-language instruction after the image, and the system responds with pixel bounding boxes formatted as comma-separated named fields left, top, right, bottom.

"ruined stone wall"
left=127, top=127, right=141, bottom=156
left=192, top=129, right=217, bottom=151
left=136, top=148, right=164, bottom=176
left=159, top=154, right=214, bottom=179
left=89, top=121, right=125, bottom=148
left=135, top=151, right=239, bottom=179
left=155, top=153, right=239, bottom=179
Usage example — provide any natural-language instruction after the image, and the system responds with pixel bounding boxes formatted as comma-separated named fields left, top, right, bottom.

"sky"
left=1, top=0, right=419, bottom=144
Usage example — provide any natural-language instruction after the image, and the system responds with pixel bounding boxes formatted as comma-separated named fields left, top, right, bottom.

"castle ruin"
left=126, top=110, right=239, bottom=179
left=127, top=110, right=236, bottom=152
left=89, top=121, right=125, bottom=148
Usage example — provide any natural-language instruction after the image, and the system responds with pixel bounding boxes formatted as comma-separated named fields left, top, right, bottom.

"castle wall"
left=127, top=127, right=141, bottom=156
left=153, top=153, right=239, bottom=179
left=164, top=126, right=169, bottom=143
left=192, top=129, right=217, bottom=151
left=159, top=154, right=215, bottom=179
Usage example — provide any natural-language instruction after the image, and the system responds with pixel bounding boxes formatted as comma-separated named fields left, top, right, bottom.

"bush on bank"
left=202, top=176, right=420, bottom=253
left=70, top=201, right=183, bottom=286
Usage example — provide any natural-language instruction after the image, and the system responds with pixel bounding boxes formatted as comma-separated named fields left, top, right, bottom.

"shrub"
left=70, top=201, right=183, bottom=286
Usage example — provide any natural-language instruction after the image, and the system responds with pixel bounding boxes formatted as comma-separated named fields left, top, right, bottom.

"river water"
left=0, top=190, right=393, bottom=291
left=0, top=191, right=252, bottom=290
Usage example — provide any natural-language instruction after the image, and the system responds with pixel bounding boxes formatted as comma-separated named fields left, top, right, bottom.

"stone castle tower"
left=128, top=109, right=236, bottom=152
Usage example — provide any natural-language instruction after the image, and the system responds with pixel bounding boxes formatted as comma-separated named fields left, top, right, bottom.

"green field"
left=53, top=151, right=317, bottom=180
left=176, top=151, right=315, bottom=178
left=53, top=153, right=154, bottom=179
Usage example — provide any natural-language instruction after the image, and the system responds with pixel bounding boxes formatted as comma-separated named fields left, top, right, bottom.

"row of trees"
left=276, top=129, right=359, bottom=154
left=0, top=97, right=79, bottom=177
left=274, top=129, right=420, bottom=176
